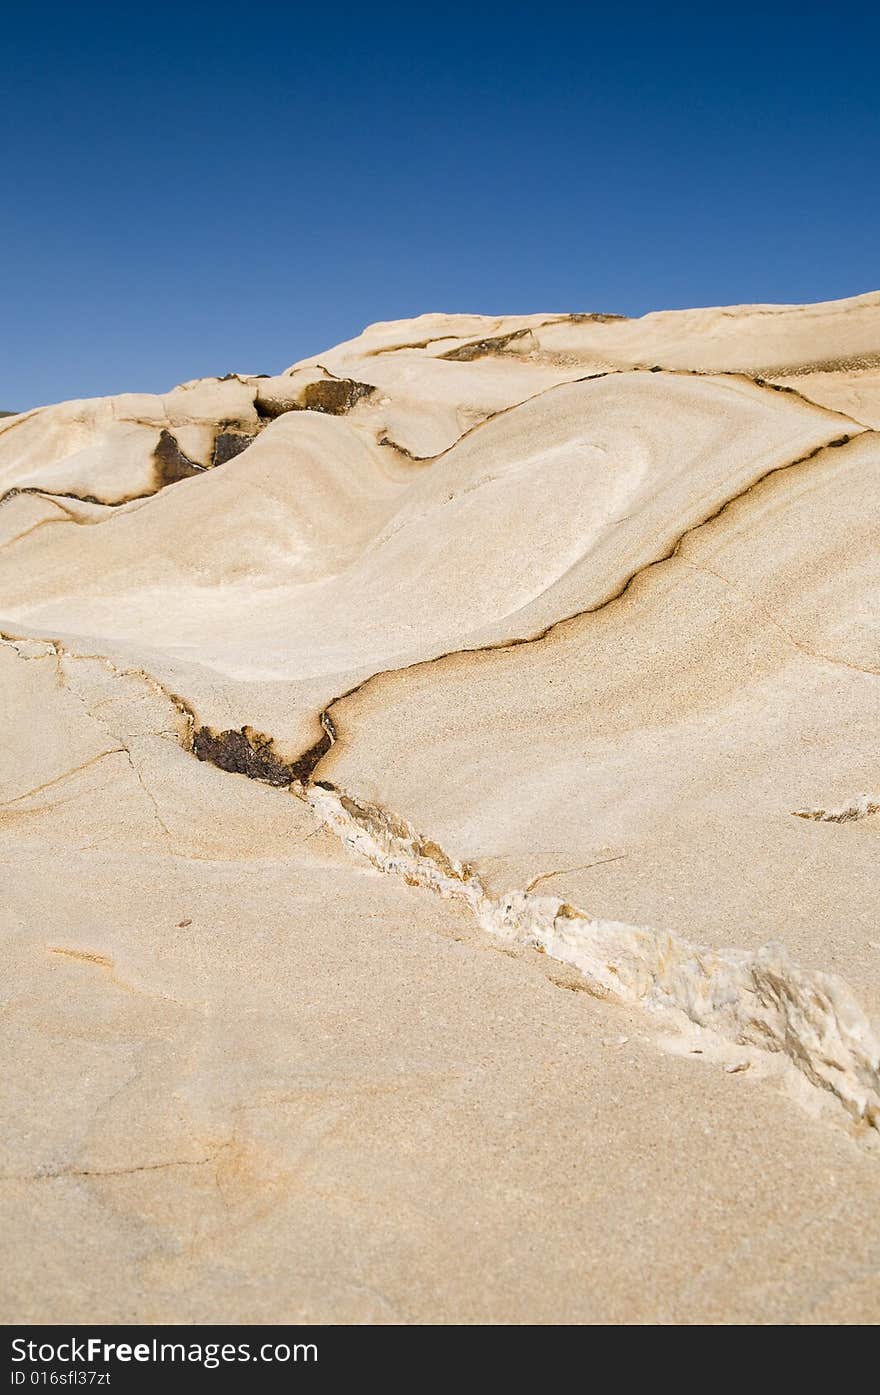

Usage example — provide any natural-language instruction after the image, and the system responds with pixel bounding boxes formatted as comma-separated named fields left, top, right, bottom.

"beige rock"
left=1, top=292, right=879, bottom=1324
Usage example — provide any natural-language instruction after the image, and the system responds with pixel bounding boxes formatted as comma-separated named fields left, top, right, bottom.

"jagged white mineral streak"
left=306, top=783, right=880, bottom=1129
left=793, top=795, right=880, bottom=823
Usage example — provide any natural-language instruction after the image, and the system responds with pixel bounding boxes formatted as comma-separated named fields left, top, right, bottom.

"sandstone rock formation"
left=2, top=293, right=879, bottom=1323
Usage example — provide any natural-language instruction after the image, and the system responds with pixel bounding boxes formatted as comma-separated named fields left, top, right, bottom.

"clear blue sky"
left=2, top=2, right=878, bottom=408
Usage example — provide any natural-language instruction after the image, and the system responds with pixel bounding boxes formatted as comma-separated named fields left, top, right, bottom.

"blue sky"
left=2, top=2, right=878, bottom=407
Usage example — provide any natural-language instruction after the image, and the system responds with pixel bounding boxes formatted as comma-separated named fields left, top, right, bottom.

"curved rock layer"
left=1, top=293, right=879, bottom=1324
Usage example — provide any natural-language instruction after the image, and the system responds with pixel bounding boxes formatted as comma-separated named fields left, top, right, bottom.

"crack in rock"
left=356, top=362, right=870, bottom=469
left=435, top=316, right=630, bottom=362
left=211, top=431, right=258, bottom=467
left=176, top=684, right=880, bottom=1132
left=0, top=484, right=156, bottom=513
left=297, top=377, right=376, bottom=415
left=191, top=716, right=334, bottom=787
left=152, top=429, right=207, bottom=486
left=439, top=327, right=539, bottom=361
left=255, top=375, right=377, bottom=422
left=0, top=1142, right=232, bottom=1186
left=3, top=405, right=879, bottom=1139
left=0, top=749, right=124, bottom=808
left=305, top=783, right=880, bottom=1132
left=362, top=314, right=626, bottom=359
left=793, top=796, right=880, bottom=823
left=296, top=431, right=869, bottom=780
left=0, top=424, right=253, bottom=517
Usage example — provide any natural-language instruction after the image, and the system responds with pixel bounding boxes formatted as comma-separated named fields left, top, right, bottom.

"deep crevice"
left=211, top=432, right=258, bottom=468
left=255, top=376, right=376, bottom=422
left=304, top=785, right=880, bottom=1131
left=439, top=328, right=537, bottom=362
left=3, top=630, right=878, bottom=1134
left=191, top=714, right=335, bottom=787
left=153, top=429, right=207, bottom=485
left=297, top=378, right=377, bottom=415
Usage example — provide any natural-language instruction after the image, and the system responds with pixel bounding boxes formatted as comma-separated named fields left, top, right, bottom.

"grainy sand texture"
left=1, top=293, right=879, bottom=1323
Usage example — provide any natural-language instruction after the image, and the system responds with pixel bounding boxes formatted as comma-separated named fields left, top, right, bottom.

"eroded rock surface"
left=2, top=293, right=880, bottom=1323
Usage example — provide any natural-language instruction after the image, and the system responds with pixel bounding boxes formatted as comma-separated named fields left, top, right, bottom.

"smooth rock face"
left=1, top=293, right=879, bottom=1324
